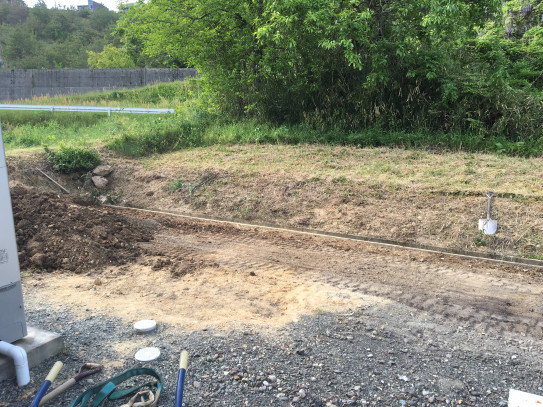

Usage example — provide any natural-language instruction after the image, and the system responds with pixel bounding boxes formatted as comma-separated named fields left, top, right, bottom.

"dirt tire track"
left=125, top=209, right=543, bottom=339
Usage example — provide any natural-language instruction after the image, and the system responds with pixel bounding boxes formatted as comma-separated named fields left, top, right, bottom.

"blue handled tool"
left=30, top=361, right=63, bottom=407
left=174, top=351, right=189, bottom=407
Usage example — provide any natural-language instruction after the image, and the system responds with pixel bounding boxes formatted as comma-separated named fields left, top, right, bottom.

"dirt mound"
left=11, top=186, right=154, bottom=273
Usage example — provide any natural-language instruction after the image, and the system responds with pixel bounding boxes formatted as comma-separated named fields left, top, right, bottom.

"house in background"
left=77, top=0, right=107, bottom=11
left=119, top=2, right=135, bottom=13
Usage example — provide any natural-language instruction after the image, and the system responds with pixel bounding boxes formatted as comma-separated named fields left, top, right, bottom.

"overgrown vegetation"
left=3, top=1, right=543, bottom=156
left=28, top=81, right=196, bottom=108
left=2, top=81, right=543, bottom=157
left=0, top=82, right=197, bottom=150
left=45, top=145, right=100, bottom=173
left=107, top=115, right=206, bottom=156
left=114, top=0, right=543, bottom=153
left=108, top=113, right=543, bottom=157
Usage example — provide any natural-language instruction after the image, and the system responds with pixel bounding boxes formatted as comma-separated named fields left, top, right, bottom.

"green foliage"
left=0, top=82, right=196, bottom=151
left=33, top=80, right=200, bottom=107
left=87, top=45, right=136, bottom=68
left=0, top=3, right=118, bottom=68
left=169, top=178, right=187, bottom=191
left=114, top=1, right=188, bottom=67
left=0, top=1, right=28, bottom=26
left=3, top=80, right=541, bottom=159
left=113, top=0, right=543, bottom=151
left=1, top=112, right=113, bottom=148
left=45, top=145, right=101, bottom=173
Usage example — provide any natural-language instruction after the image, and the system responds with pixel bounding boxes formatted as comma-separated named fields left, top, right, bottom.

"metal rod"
left=0, top=104, right=174, bottom=114
left=34, top=168, right=69, bottom=194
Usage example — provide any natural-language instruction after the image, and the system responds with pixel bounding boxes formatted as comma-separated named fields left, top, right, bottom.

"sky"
left=25, top=0, right=121, bottom=12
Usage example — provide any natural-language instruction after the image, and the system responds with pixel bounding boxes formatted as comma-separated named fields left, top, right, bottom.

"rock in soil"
left=92, top=165, right=113, bottom=177
left=91, top=175, right=108, bottom=189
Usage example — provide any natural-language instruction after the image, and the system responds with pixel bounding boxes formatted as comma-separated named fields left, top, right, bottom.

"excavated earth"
left=11, top=186, right=154, bottom=273
left=2, top=149, right=543, bottom=406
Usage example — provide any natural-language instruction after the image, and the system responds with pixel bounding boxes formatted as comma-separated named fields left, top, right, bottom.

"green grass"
left=1, top=113, right=118, bottom=149
left=11, top=81, right=201, bottom=108
left=2, top=78, right=542, bottom=158
left=169, top=178, right=187, bottom=191
left=1, top=80, right=200, bottom=151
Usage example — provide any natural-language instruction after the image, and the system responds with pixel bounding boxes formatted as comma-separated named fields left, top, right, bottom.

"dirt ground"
left=4, top=147, right=543, bottom=406
left=7, top=146, right=543, bottom=261
left=8, top=182, right=543, bottom=336
left=11, top=186, right=153, bottom=273
left=5, top=147, right=543, bottom=333
left=25, top=206, right=543, bottom=336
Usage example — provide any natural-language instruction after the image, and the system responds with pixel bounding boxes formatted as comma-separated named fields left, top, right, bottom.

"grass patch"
left=1, top=80, right=202, bottom=151
left=10, top=80, right=201, bottom=109
left=169, top=178, right=187, bottom=191
left=197, top=121, right=543, bottom=158
left=1, top=113, right=117, bottom=148
left=107, top=114, right=210, bottom=156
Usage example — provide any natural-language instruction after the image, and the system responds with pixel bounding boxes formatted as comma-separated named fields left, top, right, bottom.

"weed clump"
left=45, top=145, right=100, bottom=173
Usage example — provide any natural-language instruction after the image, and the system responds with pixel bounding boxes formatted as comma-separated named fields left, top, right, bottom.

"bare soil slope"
left=6, top=146, right=543, bottom=333
left=9, top=145, right=543, bottom=259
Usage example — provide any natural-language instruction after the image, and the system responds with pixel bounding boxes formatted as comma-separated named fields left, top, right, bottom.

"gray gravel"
left=2, top=301, right=542, bottom=406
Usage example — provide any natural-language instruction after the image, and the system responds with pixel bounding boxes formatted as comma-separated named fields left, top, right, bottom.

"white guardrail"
left=0, top=104, right=174, bottom=115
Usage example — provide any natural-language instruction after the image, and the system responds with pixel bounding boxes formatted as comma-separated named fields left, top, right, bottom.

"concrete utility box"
left=0, top=120, right=27, bottom=343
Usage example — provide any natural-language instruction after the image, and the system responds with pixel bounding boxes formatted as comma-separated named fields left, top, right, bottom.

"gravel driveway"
left=2, top=291, right=542, bottom=407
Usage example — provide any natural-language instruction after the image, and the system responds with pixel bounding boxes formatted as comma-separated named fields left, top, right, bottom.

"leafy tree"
left=114, top=2, right=187, bottom=67
left=43, top=12, right=71, bottom=41
left=89, top=7, right=117, bottom=31
left=0, top=2, right=119, bottom=69
left=116, top=1, right=494, bottom=120
left=87, top=44, right=136, bottom=68
left=0, top=1, right=28, bottom=25
left=2, top=26, right=41, bottom=67
left=116, top=0, right=543, bottom=143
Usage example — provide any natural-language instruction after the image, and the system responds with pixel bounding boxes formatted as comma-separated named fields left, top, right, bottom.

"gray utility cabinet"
left=0, top=121, right=27, bottom=343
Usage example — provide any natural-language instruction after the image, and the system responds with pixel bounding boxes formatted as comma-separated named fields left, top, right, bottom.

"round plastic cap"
left=134, top=319, right=157, bottom=333
left=135, top=347, right=161, bottom=362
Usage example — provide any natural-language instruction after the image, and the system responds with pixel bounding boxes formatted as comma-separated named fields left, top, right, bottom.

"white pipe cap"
left=135, top=347, right=161, bottom=362
left=133, top=320, right=157, bottom=334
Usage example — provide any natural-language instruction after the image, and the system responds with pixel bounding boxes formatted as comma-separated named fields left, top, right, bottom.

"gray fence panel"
left=0, top=68, right=198, bottom=102
left=0, top=70, right=32, bottom=101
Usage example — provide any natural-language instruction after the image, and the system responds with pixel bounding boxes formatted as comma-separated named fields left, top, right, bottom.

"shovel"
left=174, top=350, right=189, bottom=407
left=478, top=191, right=497, bottom=235
left=30, top=361, right=63, bottom=407
left=39, top=363, right=102, bottom=406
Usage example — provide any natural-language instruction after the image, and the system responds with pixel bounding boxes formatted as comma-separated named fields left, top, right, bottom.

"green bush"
left=45, top=145, right=100, bottom=173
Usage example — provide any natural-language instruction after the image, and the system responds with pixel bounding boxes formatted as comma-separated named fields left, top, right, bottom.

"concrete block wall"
left=0, top=70, right=32, bottom=101
left=0, top=68, right=198, bottom=102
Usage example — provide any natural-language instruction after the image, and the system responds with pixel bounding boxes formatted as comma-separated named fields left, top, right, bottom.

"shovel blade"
left=478, top=219, right=497, bottom=235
